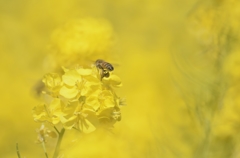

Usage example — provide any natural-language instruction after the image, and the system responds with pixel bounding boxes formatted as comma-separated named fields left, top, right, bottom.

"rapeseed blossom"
left=33, top=66, right=123, bottom=133
left=44, top=18, right=116, bottom=70
left=30, top=17, right=123, bottom=157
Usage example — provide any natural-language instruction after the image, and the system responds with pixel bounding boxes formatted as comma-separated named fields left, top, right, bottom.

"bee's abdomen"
left=106, top=63, right=114, bottom=71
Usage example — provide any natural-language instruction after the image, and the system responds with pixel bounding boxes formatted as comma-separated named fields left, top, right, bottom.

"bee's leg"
left=100, top=70, right=104, bottom=80
left=103, top=70, right=110, bottom=78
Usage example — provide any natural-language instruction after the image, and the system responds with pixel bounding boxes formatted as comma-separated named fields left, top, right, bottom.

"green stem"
left=54, top=126, right=60, bottom=135
left=52, top=128, right=65, bottom=158
left=41, top=141, right=49, bottom=158
left=16, top=143, right=21, bottom=158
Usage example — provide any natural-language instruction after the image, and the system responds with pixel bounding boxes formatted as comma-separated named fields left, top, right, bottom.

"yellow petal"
left=81, top=83, right=101, bottom=96
left=85, top=95, right=101, bottom=111
left=49, top=98, right=65, bottom=125
left=59, top=85, right=78, bottom=99
left=103, top=97, right=115, bottom=108
left=79, top=118, right=97, bottom=133
left=63, top=101, right=79, bottom=115
left=98, top=107, right=114, bottom=119
left=76, top=68, right=92, bottom=75
left=62, top=70, right=82, bottom=86
left=103, top=74, right=122, bottom=87
left=32, top=104, right=51, bottom=122
left=49, top=98, right=62, bottom=114
left=42, top=73, right=62, bottom=88
left=76, top=109, right=99, bottom=133
left=100, top=91, right=115, bottom=108
left=60, top=115, right=77, bottom=129
left=84, top=75, right=100, bottom=84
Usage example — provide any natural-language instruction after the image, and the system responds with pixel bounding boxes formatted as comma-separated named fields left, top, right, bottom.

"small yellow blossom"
left=42, top=73, right=62, bottom=96
left=33, top=65, right=123, bottom=133
left=33, top=97, right=64, bottom=125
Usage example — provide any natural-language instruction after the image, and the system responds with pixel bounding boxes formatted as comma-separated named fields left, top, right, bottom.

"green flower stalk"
left=33, top=64, right=124, bottom=157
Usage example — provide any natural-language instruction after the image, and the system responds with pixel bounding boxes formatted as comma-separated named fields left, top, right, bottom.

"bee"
left=32, top=79, right=45, bottom=97
left=95, top=59, right=114, bottom=80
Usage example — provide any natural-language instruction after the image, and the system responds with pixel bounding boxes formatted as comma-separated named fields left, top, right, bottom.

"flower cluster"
left=33, top=66, right=123, bottom=133
left=50, top=18, right=114, bottom=56
left=45, top=18, right=116, bottom=70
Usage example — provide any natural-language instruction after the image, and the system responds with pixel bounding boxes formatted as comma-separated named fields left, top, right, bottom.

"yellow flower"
left=45, top=18, right=116, bottom=70
left=59, top=67, right=100, bottom=99
left=33, top=97, right=64, bottom=125
left=42, top=73, right=62, bottom=96
left=51, top=18, right=114, bottom=56
left=33, top=65, right=124, bottom=133
left=60, top=101, right=99, bottom=133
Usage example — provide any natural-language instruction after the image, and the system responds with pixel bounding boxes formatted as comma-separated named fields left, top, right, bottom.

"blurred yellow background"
left=1, top=0, right=240, bottom=157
